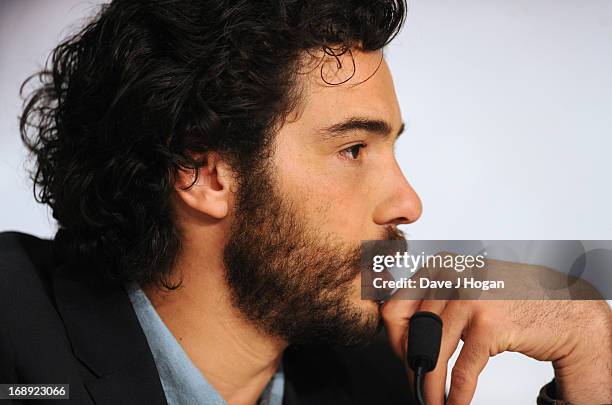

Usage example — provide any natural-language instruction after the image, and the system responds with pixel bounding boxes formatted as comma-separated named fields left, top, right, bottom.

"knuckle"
left=474, top=311, right=496, bottom=331
left=450, top=365, right=471, bottom=388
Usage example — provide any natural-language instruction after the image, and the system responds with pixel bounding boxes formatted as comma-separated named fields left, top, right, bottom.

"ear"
left=174, top=153, right=234, bottom=219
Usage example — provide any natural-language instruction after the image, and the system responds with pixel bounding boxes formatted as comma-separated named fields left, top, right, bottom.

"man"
left=1, top=0, right=610, bottom=404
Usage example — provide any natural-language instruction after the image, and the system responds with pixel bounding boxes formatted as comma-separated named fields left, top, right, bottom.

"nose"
left=372, top=160, right=422, bottom=226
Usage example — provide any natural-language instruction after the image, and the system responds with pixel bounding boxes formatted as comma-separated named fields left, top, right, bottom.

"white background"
left=1, top=1, right=611, bottom=403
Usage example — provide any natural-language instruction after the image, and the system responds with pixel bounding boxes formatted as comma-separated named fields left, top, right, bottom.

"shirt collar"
left=125, top=282, right=284, bottom=405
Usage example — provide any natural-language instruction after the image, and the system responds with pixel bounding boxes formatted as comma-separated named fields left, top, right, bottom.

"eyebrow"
left=319, top=117, right=405, bottom=140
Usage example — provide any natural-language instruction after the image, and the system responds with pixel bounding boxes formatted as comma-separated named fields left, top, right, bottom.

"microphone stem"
left=415, top=365, right=426, bottom=405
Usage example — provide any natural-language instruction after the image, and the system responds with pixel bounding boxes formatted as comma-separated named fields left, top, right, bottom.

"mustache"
left=383, top=226, right=406, bottom=241
left=355, top=226, right=408, bottom=277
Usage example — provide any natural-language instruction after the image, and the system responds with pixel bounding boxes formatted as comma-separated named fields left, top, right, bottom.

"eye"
left=339, top=143, right=366, bottom=160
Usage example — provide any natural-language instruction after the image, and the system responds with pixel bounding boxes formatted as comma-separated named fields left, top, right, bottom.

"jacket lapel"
left=52, top=266, right=167, bottom=405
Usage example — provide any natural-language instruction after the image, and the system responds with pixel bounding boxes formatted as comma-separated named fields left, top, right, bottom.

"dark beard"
left=223, top=161, right=406, bottom=346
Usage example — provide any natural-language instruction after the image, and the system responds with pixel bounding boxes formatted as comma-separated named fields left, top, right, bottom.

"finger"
left=381, top=299, right=421, bottom=359
left=417, top=299, right=447, bottom=315
left=422, top=303, right=469, bottom=405
left=446, top=328, right=490, bottom=405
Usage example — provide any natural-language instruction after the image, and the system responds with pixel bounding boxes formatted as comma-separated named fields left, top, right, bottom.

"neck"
left=143, top=235, right=287, bottom=405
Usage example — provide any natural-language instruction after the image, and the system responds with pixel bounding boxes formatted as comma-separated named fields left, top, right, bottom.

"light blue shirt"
left=126, top=282, right=285, bottom=405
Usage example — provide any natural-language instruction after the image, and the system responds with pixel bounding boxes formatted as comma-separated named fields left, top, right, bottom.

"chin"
left=350, top=274, right=378, bottom=311
left=350, top=298, right=383, bottom=345
left=356, top=297, right=380, bottom=314
left=349, top=282, right=382, bottom=330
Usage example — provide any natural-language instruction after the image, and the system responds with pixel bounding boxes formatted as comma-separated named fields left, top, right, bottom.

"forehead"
left=292, top=48, right=401, bottom=127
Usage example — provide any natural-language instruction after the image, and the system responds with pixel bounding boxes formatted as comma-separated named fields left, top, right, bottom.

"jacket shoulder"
left=0, top=231, right=57, bottom=308
left=0, top=231, right=58, bottom=380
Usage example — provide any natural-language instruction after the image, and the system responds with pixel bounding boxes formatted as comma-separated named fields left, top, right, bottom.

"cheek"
left=320, top=181, right=372, bottom=236
left=272, top=133, right=377, bottom=240
left=291, top=171, right=376, bottom=240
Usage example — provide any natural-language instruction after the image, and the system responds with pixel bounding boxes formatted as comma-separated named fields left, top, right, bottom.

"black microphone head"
left=406, top=311, right=443, bottom=373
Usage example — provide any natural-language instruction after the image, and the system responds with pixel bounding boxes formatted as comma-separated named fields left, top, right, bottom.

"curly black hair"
left=20, top=0, right=406, bottom=288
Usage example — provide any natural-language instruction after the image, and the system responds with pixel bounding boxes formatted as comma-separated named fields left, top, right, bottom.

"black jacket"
left=0, top=231, right=414, bottom=404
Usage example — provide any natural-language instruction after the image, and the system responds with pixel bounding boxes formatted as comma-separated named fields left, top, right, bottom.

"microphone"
left=406, top=311, right=443, bottom=405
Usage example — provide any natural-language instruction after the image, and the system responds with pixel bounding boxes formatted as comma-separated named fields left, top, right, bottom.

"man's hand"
left=382, top=297, right=612, bottom=405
